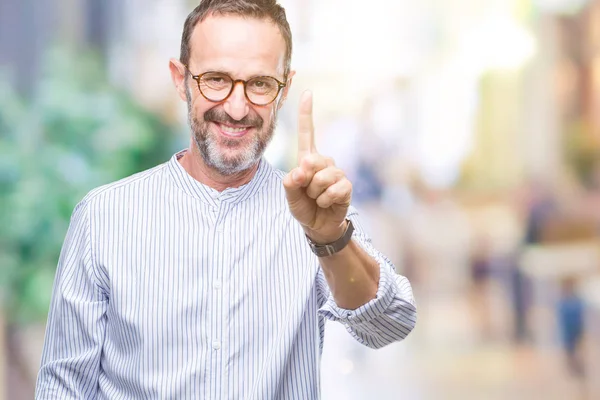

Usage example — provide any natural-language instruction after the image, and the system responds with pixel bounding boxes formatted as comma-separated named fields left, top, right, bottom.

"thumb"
left=283, top=168, right=306, bottom=204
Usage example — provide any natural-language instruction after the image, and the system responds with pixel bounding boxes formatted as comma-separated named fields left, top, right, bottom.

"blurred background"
left=1, top=0, right=600, bottom=398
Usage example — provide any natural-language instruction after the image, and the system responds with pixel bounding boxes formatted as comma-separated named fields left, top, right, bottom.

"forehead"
left=189, top=14, right=286, bottom=78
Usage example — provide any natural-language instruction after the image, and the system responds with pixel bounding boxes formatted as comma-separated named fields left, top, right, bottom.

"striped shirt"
left=35, top=150, right=417, bottom=399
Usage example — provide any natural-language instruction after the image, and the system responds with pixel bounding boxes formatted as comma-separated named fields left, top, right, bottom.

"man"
left=35, top=1, right=417, bottom=398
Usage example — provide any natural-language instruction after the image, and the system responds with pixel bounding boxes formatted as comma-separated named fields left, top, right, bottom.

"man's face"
left=185, top=15, right=291, bottom=176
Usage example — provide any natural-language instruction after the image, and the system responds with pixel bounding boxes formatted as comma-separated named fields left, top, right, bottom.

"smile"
left=215, top=123, right=251, bottom=138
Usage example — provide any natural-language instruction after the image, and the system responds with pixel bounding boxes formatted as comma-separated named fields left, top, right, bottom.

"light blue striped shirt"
left=36, top=150, right=416, bottom=399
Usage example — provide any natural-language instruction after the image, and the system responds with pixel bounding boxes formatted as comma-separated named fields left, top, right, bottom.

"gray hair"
left=180, top=0, right=293, bottom=77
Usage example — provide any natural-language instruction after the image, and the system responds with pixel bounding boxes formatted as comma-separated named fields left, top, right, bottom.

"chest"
left=96, top=198, right=319, bottom=345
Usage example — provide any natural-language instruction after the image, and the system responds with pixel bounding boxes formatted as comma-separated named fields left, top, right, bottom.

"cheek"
left=261, top=105, right=277, bottom=124
left=187, top=87, right=215, bottom=114
left=189, top=100, right=212, bottom=121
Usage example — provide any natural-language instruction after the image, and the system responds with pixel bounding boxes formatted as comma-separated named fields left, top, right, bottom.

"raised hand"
left=283, top=91, right=352, bottom=244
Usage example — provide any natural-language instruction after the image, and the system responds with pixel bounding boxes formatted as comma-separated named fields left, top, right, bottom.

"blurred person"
left=512, top=179, right=557, bottom=343
left=34, top=1, right=417, bottom=399
left=523, top=180, right=556, bottom=245
left=469, top=234, right=495, bottom=340
left=556, top=277, right=584, bottom=377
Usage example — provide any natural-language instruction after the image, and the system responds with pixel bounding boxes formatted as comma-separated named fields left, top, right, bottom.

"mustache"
left=204, top=107, right=263, bottom=128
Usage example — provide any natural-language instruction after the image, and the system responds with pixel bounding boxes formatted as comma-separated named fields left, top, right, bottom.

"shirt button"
left=213, top=281, right=222, bottom=290
left=212, top=341, right=221, bottom=350
left=216, top=226, right=224, bottom=233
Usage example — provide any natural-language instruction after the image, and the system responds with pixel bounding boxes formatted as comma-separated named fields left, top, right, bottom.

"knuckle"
left=317, top=196, right=331, bottom=208
left=310, top=153, right=322, bottom=163
left=326, top=185, right=339, bottom=197
left=301, top=153, right=319, bottom=169
left=307, top=190, right=320, bottom=200
left=313, top=173, right=328, bottom=187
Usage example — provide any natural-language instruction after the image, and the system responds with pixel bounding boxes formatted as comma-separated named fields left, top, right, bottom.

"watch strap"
left=306, top=219, right=355, bottom=257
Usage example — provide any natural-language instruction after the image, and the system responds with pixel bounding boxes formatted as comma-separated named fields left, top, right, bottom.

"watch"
left=306, top=219, right=355, bottom=257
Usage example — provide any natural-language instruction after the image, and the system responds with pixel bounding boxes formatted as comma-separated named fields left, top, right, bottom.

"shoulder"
left=76, top=162, right=169, bottom=212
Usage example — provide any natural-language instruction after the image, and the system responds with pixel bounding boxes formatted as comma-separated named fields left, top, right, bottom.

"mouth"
left=214, top=122, right=253, bottom=138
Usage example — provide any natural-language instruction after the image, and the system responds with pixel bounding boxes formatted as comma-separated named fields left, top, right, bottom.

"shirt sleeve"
left=317, top=207, right=417, bottom=349
left=35, top=197, right=108, bottom=399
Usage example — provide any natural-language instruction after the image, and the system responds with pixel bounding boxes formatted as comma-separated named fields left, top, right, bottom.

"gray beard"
left=186, top=90, right=276, bottom=176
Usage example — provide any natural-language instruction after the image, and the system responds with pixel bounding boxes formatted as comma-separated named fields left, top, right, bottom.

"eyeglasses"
left=184, top=65, right=287, bottom=106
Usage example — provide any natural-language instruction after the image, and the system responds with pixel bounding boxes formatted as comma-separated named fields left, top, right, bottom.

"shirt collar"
left=166, top=149, right=272, bottom=206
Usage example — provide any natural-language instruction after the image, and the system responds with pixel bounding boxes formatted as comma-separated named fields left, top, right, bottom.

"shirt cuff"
left=317, top=261, right=397, bottom=325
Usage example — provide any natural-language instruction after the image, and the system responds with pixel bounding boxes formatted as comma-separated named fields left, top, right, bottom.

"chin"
left=209, top=148, right=259, bottom=175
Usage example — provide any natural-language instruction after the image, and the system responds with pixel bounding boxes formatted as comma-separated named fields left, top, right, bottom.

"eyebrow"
left=211, top=70, right=283, bottom=79
left=193, top=66, right=283, bottom=80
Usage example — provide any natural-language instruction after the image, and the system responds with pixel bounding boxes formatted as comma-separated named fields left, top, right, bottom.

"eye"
left=248, top=78, right=277, bottom=93
left=201, top=73, right=231, bottom=89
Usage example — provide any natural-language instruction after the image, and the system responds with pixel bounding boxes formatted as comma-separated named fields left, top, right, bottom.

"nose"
left=223, top=82, right=250, bottom=122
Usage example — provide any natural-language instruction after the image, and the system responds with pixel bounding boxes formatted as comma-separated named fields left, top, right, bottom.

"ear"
left=169, top=58, right=188, bottom=102
left=277, top=70, right=295, bottom=110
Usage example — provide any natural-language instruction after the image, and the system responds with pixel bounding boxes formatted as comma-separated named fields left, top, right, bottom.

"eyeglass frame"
left=183, top=65, right=288, bottom=106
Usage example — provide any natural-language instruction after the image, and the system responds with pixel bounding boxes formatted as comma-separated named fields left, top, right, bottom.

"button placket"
left=215, top=200, right=230, bottom=233
left=210, top=200, right=225, bottom=380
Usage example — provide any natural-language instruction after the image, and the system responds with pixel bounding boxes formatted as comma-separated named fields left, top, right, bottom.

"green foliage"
left=0, top=47, right=178, bottom=323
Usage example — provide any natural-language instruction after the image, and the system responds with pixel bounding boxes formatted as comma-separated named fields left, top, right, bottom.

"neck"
left=178, top=144, right=259, bottom=192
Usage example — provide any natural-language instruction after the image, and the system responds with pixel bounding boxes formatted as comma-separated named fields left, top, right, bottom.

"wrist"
left=305, top=219, right=355, bottom=257
left=304, top=221, right=348, bottom=245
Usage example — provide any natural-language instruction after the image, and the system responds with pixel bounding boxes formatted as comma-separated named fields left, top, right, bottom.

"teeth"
left=220, top=124, right=247, bottom=134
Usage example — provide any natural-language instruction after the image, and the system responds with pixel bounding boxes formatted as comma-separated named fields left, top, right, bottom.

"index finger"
left=297, top=90, right=316, bottom=160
